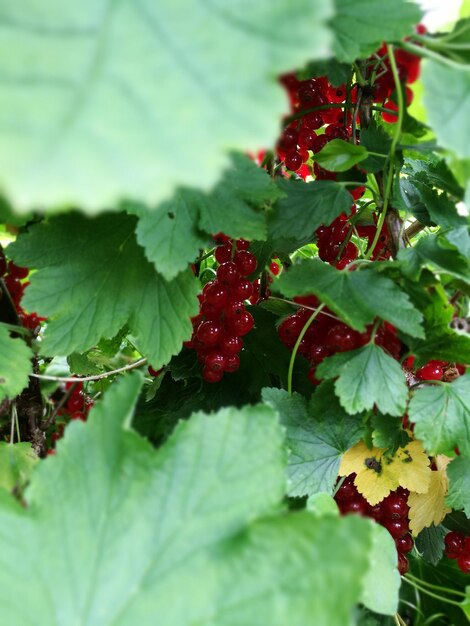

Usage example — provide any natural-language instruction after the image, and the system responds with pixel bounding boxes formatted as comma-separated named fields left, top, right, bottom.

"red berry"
left=457, top=551, right=470, bottom=574
left=269, top=261, right=281, bottom=276
left=203, top=282, right=229, bottom=309
left=235, top=239, right=250, bottom=251
left=397, top=553, right=409, bottom=575
left=230, top=279, right=253, bottom=301
left=71, top=411, right=86, bottom=421
left=302, top=112, right=323, bottom=130
left=200, top=302, right=221, bottom=321
left=382, top=100, right=399, bottom=123
left=148, top=366, right=163, bottom=377
left=224, top=353, right=240, bottom=373
left=215, top=243, right=233, bottom=264
left=444, top=531, right=465, bottom=559
left=228, top=311, right=254, bottom=337
left=7, top=261, right=29, bottom=279
left=335, top=481, right=357, bottom=501
left=416, top=361, right=444, bottom=381
left=285, top=150, right=303, bottom=171
left=297, top=128, right=316, bottom=150
left=279, top=127, right=298, bottom=151
left=205, top=351, right=226, bottom=372
left=341, top=498, right=369, bottom=516
left=217, top=262, right=240, bottom=284
left=278, top=315, right=303, bottom=348
left=384, top=519, right=409, bottom=539
left=326, top=84, right=346, bottom=103
left=326, top=324, right=359, bottom=352
left=225, top=301, right=245, bottom=319
left=382, top=493, right=409, bottom=520
left=5, top=276, right=23, bottom=300
left=67, top=394, right=83, bottom=413
left=307, top=366, right=321, bottom=386
left=196, top=321, right=222, bottom=346
left=220, top=335, right=243, bottom=354
left=234, top=250, right=257, bottom=277
left=309, top=344, right=331, bottom=364
left=202, top=366, right=224, bottom=383
left=395, top=534, right=414, bottom=554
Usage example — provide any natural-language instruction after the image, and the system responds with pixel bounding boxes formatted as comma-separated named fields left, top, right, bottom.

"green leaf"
left=196, top=153, right=279, bottom=241
left=405, top=177, right=466, bottom=229
left=403, top=286, right=470, bottom=365
left=415, top=525, right=446, bottom=566
left=360, top=523, right=400, bottom=616
left=267, top=180, right=353, bottom=240
left=446, top=456, right=470, bottom=516
left=262, top=385, right=363, bottom=497
left=370, top=413, right=410, bottom=453
left=360, top=122, right=391, bottom=173
left=132, top=193, right=208, bottom=281
left=0, top=372, right=397, bottom=623
left=405, top=158, right=464, bottom=199
left=331, top=0, right=421, bottom=62
left=304, top=59, right=351, bottom=86
left=276, top=259, right=424, bottom=337
left=0, top=443, right=38, bottom=493
left=67, top=352, right=103, bottom=376
left=422, top=61, right=470, bottom=159
left=317, top=344, right=408, bottom=416
left=398, top=233, right=470, bottom=283
left=406, top=328, right=470, bottom=366
left=314, top=139, right=368, bottom=172
left=0, top=1, right=334, bottom=212
left=0, top=326, right=32, bottom=401
left=408, top=373, right=470, bottom=456
left=8, top=214, right=199, bottom=366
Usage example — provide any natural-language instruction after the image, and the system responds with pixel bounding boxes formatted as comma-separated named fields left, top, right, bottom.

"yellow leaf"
left=339, top=440, right=432, bottom=506
left=408, top=469, right=451, bottom=536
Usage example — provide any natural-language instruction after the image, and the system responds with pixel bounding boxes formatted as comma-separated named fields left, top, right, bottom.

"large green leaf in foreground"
left=8, top=213, right=199, bottom=366
left=0, top=326, right=32, bottom=401
left=0, top=0, right=333, bottom=212
left=0, top=373, right=399, bottom=624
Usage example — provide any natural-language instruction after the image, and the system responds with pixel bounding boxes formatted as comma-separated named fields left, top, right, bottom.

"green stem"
left=371, top=104, right=399, bottom=114
left=287, top=304, right=325, bottom=395
left=368, top=319, right=381, bottom=343
left=405, top=573, right=466, bottom=599
left=332, top=475, right=346, bottom=497
left=411, top=32, right=470, bottom=51
left=401, top=576, right=463, bottom=608
left=365, top=44, right=404, bottom=260
left=394, top=40, right=469, bottom=71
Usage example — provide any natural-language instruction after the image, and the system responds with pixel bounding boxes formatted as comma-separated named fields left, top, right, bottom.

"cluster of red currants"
left=335, top=474, right=413, bottom=575
left=315, top=209, right=391, bottom=269
left=277, top=73, right=357, bottom=182
left=403, top=356, right=466, bottom=381
left=444, top=531, right=470, bottom=574
left=278, top=296, right=401, bottom=385
left=371, top=30, right=424, bottom=123
left=186, top=235, right=257, bottom=383
left=48, top=382, right=93, bottom=455
left=0, top=248, right=44, bottom=330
